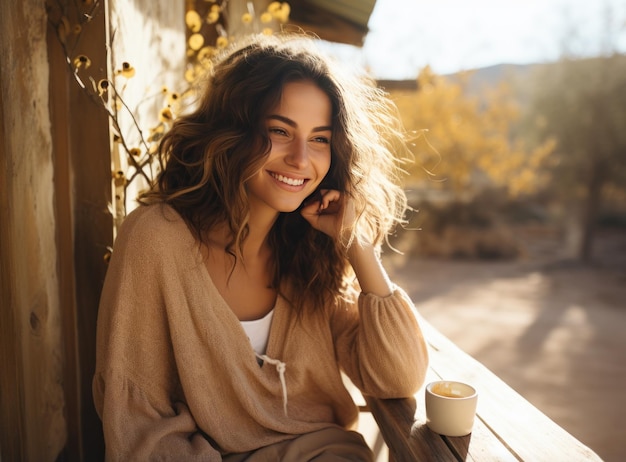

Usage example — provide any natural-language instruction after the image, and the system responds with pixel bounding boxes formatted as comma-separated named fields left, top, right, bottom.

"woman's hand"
left=301, top=189, right=393, bottom=296
left=300, top=189, right=355, bottom=245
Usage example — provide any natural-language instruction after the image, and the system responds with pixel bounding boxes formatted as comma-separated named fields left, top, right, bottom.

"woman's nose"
left=284, top=139, right=309, bottom=169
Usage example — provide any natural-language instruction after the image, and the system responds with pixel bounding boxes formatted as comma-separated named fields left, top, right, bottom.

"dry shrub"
left=397, top=200, right=522, bottom=260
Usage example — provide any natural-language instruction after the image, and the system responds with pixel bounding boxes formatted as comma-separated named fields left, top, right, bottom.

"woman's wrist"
left=347, top=241, right=393, bottom=297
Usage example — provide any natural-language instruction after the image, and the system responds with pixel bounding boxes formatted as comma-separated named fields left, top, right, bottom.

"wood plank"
left=366, top=368, right=454, bottom=461
left=442, top=418, right=520, bottom=462
left=47, top=0, right=113, bottom=458
left=421, top=318, right=602, bottom=462
left=367, top=356, right=520, bottom=461
left=366, top=397, right=456, bottom=462
left=1, top=1, right=70, bottom=459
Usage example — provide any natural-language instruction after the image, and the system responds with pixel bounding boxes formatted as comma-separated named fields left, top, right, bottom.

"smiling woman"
left=92, top=32, right=429, bottom=461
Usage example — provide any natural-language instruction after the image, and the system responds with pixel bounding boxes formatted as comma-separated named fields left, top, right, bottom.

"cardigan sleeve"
left=93, top=206, right=222, bottom=461
left=330, top=287, right=429, bottom=398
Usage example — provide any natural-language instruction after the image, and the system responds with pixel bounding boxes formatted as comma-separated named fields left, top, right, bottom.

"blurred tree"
left=390, top=67, right=554, bottom=200
left=525, top=55, right=626, bottom=261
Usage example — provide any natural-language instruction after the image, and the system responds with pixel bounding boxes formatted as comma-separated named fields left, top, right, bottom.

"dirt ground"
left=381, top=227, right=626, bottom=461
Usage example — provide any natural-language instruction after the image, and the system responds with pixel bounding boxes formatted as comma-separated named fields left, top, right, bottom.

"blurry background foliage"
left=49, top=0, right=626, bottom=263
left=388, top=52, right=626, bottom=263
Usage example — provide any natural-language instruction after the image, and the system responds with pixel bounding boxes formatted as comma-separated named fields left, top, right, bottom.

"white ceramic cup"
left=425, top=380, right=478, bottom=437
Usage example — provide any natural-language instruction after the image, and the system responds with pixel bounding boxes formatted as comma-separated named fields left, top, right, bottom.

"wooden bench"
left=362, top=317, right=602, bottom=461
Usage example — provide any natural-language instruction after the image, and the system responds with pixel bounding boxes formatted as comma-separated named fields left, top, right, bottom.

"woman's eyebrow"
left=267, top=114, right=332, bottom=132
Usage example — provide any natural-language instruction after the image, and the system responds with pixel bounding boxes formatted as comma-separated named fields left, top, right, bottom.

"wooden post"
left=47, top=0, right=113, bottom=459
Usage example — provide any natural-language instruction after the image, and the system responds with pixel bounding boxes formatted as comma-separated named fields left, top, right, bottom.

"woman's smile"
left=247, top=80, right=333, bottom=215
left=268, top=171, right=307, bottom=188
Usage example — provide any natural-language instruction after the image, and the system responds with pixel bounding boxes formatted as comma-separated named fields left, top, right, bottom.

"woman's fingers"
left=318, top=189, right=341, bottom=212
left=301, top=189, right=355, bottom=244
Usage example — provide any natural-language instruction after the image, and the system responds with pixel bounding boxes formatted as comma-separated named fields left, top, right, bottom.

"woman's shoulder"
left=115, top=203, right=195, bottom=254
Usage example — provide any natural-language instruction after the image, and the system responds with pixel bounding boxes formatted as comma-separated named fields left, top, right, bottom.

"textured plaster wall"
left=0, top=0, right=67, bottom=459
left=109, top=0, right=186, bottom=219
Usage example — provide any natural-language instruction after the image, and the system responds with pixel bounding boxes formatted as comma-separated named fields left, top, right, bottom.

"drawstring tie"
left=256, top=353, right=288, bottom=416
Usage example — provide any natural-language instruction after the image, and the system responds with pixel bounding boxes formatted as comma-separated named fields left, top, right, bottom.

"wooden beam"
left=47, top=0, right=113, bottom=459
left=287, top=0, right=370, bottom=46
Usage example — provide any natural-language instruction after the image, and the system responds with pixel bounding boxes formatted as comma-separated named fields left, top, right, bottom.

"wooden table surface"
left=364, top=317, right=602, bottom=462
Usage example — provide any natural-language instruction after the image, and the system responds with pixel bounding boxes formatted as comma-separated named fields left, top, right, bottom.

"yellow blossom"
left=148, top=124, right=165, bottom=143
left=241, top=13, right=253, bottom=24
left=275, top=3, right=290, bottom=23
left=262, top=28, right=273, bottom=36
left=129, top=147, right=141, bottom=157
left=97, top=79, right=109, bottom=96
left=151, top=124, right=165, bottom=135
left=167, top=92, right=180, bottom=105
left=119, top=62, right=135, bottom=78
left=159, top=107, right=173, bottom=122
left=197, top=46, right=216, bottom=62
left=112, top=170, right=126, bottom=186
left=207, top=10, right=220, bottom=24
left=260, top=12, right=273, bottom=23
left=185, top=67, right=196, bottom=83
left=268, top=2, right=281, bottom=13
left=185, top=10, right=202, bottom=32
left=216, top=36, right=228, bottom=48
left=73, top=54, right=91, bottom=69
left=188, top=33, right=204, bottom=51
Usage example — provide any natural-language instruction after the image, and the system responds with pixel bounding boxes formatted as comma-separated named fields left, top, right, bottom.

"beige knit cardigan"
left=93, top=203, right=429, bottom=460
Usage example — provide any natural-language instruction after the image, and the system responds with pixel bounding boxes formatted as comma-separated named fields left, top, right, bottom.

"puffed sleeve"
left=92, top=206, right=222, bottom=461
left=330, top=287, right=429, bottom=398
left=93, top=372, right=221, bottom=461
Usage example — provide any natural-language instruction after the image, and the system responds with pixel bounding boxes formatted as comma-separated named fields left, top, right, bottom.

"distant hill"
left=444, top=63, right=551, bottom=106
left=449, top=63, right=538, bottom=91
left=378, top=62, right=543, bottom=87
left=377, top=61, right=549, bottom=107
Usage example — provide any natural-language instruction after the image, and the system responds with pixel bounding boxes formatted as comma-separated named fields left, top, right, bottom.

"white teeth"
left=272, top=173, right=305, bottom=186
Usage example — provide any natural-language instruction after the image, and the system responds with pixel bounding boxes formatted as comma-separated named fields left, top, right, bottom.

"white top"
left=240, top=309, right=275, bottom=356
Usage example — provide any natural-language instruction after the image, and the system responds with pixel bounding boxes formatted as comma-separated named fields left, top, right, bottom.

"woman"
left=93, top=33, right=428, bottom=461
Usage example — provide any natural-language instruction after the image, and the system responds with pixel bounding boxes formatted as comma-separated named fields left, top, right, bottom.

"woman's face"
left=247, top=80, right=333, bottom=216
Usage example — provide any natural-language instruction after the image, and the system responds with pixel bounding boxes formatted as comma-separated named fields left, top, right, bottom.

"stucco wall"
left=109, top=0, right=186, bottom=219
left=0, top=0, right=66, bottom=459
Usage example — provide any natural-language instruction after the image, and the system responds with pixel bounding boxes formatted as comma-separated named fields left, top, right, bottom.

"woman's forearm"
left=347, top=242, right=393, bottom=297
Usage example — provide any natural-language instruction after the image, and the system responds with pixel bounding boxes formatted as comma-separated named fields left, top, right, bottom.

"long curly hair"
left=141, top=33, right=411, bottom=314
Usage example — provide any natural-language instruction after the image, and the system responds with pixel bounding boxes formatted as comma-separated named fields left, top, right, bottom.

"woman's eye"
left=269, top=127, right=288, bottom=136
left=312, top=136, right=330, bottom=144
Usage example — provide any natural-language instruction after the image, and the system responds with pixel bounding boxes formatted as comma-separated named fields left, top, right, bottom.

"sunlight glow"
left=360, top=0, right=626, bottom=78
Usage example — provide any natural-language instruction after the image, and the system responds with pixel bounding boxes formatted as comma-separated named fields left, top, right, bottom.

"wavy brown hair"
left=141, top=33, right=411, bottom=314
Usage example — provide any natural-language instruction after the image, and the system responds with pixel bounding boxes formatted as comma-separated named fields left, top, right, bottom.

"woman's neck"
left=208, top=210, right=278, bottom=262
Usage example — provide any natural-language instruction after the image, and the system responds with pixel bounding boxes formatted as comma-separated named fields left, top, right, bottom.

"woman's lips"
left=269, top=172, right=307, bottom=187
